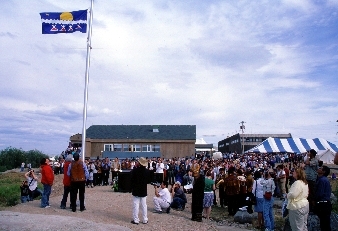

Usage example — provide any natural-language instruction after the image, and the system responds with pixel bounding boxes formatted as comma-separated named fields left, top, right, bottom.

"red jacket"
left=41, top=164, right=54, bottom=186
left=63, top=162, right=71, bottom=186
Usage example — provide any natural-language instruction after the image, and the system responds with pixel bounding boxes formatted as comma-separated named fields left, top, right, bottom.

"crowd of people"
left=20, top=148, right=336, bottom=230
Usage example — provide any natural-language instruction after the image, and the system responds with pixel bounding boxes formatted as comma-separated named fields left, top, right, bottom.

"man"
left=60, top=155, right=72, bottom=209
left=153, top=180, right=171, bottom=213
left=25, top=169, right=42, bottom=201
left=130, top=157, right=149, bottom=225
left=170, top=181, right=187, bottom=211
left=215, top=168, right=226, bottom=207
left=155, top=159, right=164, bottom=183
left=111, top=157, right=121, bottom=181
left=304, top=149, right=319, bottom=212
left=40, top=158, right=54, bottom=208
left=315, top=165, right=332, bottom=231
left=67, top=153, right=89, bottom=212
left=276, top=164, right=286, bottom=199
left=101, top=157, right=111, bottom=186
left=223, top=167, right=240, bottom=216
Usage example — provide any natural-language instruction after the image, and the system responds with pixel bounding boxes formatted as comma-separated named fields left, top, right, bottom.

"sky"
left=1, top=0, right=338, bottom=155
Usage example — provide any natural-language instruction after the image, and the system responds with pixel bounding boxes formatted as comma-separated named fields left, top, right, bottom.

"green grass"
left=0, top=172, right=24, bottom=206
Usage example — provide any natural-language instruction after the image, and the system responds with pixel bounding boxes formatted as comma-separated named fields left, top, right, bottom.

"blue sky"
left=0, top=0, right=337, bottom=155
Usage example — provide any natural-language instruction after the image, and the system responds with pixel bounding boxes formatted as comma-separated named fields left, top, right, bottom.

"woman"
left=261, top=171, right=276, bottom=231
left=203, top=171, right=216, bottom=220
left=287, top=168, right=309, bottom=231
left=252, top=170, right=264, bottom=229
left=191, top=172, right=205, bottom=222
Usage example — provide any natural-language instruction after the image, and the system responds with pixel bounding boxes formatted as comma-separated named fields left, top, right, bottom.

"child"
left=20, top=181, right=30, bottom=203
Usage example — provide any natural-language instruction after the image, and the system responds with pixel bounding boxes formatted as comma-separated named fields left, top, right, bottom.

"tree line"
left=0, top=147, right=49, bottom=172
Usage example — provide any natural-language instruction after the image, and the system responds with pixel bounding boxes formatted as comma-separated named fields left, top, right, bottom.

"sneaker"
left=142, top=221, right=148, bottom=224
left=166, top=207, right=170, bottom=213
left=44, top=205, right=50, bottom=208
left=153, top=210, right=162, bottom=214
left=131, top=220, right=139, bottom=225
left=60, top=205, right=66, bottom=209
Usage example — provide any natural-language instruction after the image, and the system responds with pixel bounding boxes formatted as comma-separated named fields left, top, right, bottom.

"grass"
left=0, top=172, right=24, bottom=206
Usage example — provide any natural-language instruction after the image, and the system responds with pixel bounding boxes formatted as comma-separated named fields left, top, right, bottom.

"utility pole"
left=239, top=121, right=246, bottom=154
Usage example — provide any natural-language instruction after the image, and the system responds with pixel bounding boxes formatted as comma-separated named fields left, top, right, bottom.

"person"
left=304, top=149, right=319, bottom=212
left=315, top=165, right=332, bottom=231
left=40, top=158, right=54, bottom=208
left=111, top=157, right=120, bottom=181
left=252, top=170, right=264, bottom=229
left=87, top=160, right=95, bottom=188
left=67, top=153, right=89, bottom=212
left=245, top=170, right=254, bottom=214
left=153, top=180, right=171, bottom=213
left=332, top=172, right=336, bottom=180
left=130, top=157, right=149, bottom=225
left=203, top=171, right=216, bottom=220
left=60, top=155, right=72, bottom=209
left=215, top=168, right=226, bottom=207
left=287, top=168, right=309, bottom=231
left=261, top=171, right=276, bottom=231
left=183, top=169, right=194, bottom=194
left=21, top=162, right=25, bottom=172
left=276, top=164, right=286, bottom=199
left=334, top=152, right=338, bottom=165
left=20, top=180, right=30, bottom=203
left=25, top=169, right=42, bottom=201
left=155, top=159, right=164, bottom=183
left=101, top=157, right=111, bottom=186
left=191, top=172, right=205, bottom=222
left=224, top=167, right=240, bottom=216
left=170, top=181, right=187, bottom=210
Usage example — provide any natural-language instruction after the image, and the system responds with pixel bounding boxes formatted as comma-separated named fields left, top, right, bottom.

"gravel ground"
left=0, top=173, right=249, bottom=231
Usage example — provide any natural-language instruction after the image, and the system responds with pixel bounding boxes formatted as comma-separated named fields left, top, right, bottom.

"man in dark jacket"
left=67, top=153, right=89, bottom=212
left=130, top=157, right=149, bottom=225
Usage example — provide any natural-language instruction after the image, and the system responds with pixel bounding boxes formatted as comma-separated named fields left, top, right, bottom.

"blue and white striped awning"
left=245, top=137, right=338, bottom=154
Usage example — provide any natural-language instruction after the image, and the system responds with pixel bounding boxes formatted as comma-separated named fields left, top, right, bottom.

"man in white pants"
left=130, top=157, right=149, bottom=225
left=153, top=181, right=171, bottom=213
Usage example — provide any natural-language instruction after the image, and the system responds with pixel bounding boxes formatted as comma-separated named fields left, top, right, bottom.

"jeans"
left=21, top=196, right=29, bottom=203
left=263, top=197, right=275, bottom=231
left=171, top=197, right=186, bottom=209
left=41, top=184, right=52, bottom=207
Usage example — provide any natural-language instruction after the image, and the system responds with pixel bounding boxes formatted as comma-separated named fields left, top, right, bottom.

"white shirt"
left=158, top=188, right=171, bottom=203
left=26, top=176, right=38, bottom=191
left=156, top=163, right=164, bottom=173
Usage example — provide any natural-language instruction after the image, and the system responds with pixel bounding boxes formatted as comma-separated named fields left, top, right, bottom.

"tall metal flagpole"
left=81, top=0, right=94, bottom=161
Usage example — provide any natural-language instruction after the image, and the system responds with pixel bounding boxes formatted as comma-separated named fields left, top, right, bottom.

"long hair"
left=295, top=168, right=308, bottom=185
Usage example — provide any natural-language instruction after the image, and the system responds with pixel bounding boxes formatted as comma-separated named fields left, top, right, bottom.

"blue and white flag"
left=40, top=10, right=87, bottom=34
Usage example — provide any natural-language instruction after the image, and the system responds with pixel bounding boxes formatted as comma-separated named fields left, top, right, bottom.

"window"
left=114, top=144, right=122, bottom=151
left=133, top=144, right=141, bottom=152
left=104, top=144, right=112, bottom=151
left=153, top=144, right=160, bottom=152
left=142, top=144, right=152, bottom=152
left=123, top=144, right=130, bottom=152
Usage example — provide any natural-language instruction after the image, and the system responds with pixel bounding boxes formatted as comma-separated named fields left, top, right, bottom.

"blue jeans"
left=263, top=197, right=274, bottom=231
left=171, top=197, right=186, bottom=209
left=41, top=184, right=52, bottom=208
left=21, top=196, right=29, bottom=203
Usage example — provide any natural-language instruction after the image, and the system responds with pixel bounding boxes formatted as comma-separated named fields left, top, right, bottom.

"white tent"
left=316, top=149, right=336, bottom=164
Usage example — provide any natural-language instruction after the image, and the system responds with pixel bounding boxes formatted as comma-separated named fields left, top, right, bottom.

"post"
left=81, top=0, right=94, bottom=161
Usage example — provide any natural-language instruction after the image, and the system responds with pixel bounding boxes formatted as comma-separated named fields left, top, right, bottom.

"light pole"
left=239, top=121, right=246, bottom=154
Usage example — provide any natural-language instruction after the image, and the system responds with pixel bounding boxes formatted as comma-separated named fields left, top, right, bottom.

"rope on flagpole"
left=81, top=0, right=94, bottom=161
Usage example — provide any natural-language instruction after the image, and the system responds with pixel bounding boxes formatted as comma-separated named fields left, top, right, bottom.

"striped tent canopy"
left=245, top=137, right=338, bottom=154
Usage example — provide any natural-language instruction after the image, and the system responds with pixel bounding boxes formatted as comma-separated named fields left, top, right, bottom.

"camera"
left=150, top=182, right=160, bottom=187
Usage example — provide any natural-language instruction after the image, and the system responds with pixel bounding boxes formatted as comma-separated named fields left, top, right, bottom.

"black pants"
left=154, top=173, right=163, bottom=183
left=60, top=185, right=71, bottom=207
left=315, top=201, right=332, bottom=231
left=70, top=181, right=85, bottom=211
left=219, top=186, right=225, bottom=207
left=102, top=170, right=109, bottom=185
left=227, top=194, right=238, bottom=215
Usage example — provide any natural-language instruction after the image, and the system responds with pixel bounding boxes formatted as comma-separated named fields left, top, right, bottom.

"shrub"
left=0, top=166, right=7, bottom=173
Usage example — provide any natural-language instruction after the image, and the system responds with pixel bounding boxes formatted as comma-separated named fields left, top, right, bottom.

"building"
left=218, top=133, right=292, bottom=154
left=69, top=125, right=196, bottom=159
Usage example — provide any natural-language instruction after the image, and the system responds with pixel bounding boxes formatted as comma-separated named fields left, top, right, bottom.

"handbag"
left=264, top=191, right=272, bottom=200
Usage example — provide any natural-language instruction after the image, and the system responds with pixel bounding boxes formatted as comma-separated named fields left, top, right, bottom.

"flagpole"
left=81, top=0, right=94, bottom=161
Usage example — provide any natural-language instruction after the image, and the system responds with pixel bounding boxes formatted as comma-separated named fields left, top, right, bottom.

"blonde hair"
left=295, top=168, right=308, bottom=185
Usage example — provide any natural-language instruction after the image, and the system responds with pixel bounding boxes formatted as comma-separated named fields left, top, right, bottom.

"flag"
left=40, top=10, right=87, bottom=34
